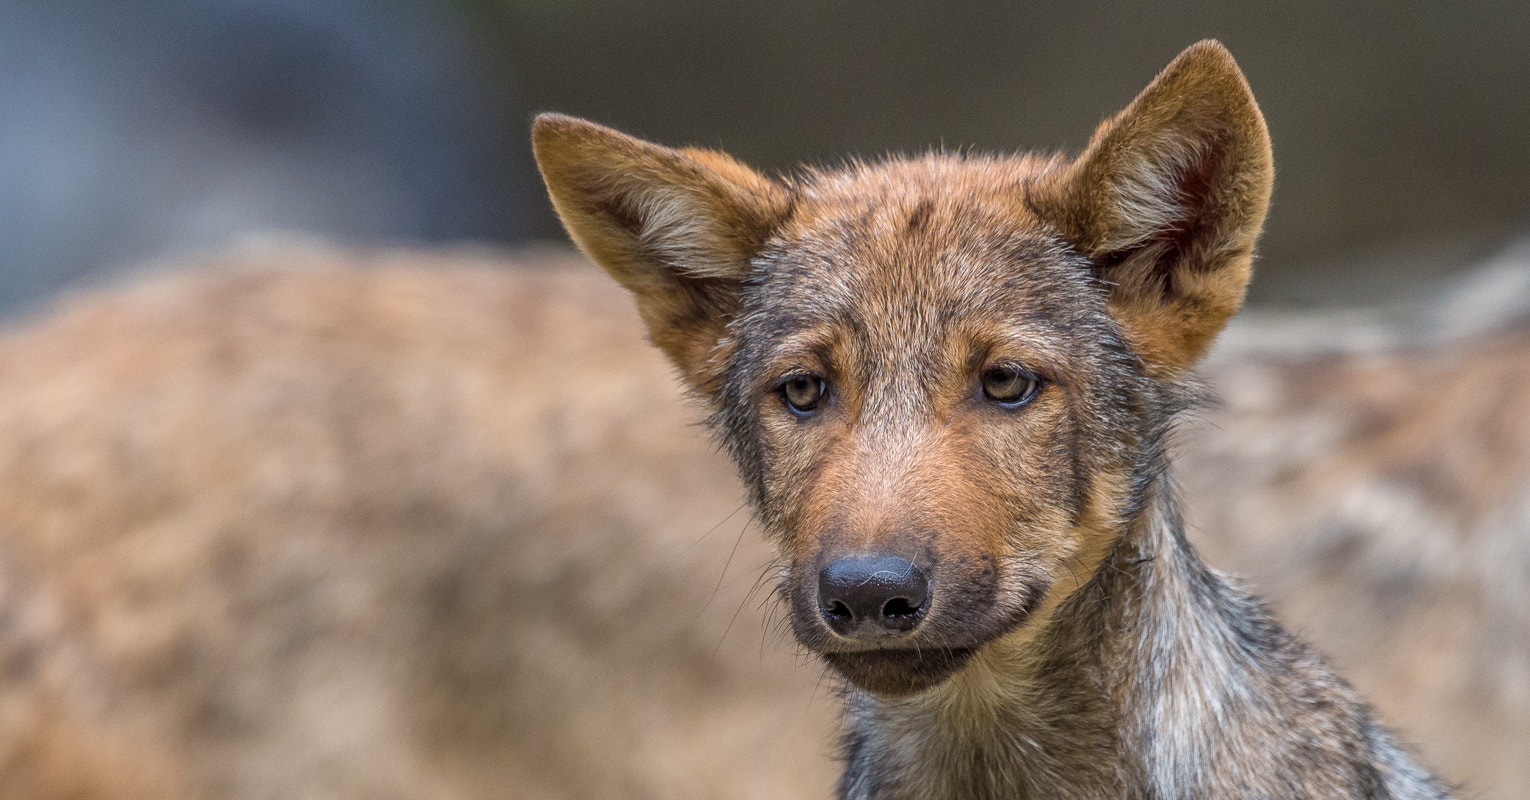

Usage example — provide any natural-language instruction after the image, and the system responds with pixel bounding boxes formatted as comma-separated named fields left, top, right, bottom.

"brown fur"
left=1030, top=41, right=1273, bottom=375
left=533, top=45, right=1274, bottom=691
left=536, top=41, right=1452, bottom=798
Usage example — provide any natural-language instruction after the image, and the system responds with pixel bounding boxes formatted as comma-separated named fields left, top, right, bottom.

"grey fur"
left=833, top=482, right=1454, bottom=799
left=532, top=42, right=1461, bottom=799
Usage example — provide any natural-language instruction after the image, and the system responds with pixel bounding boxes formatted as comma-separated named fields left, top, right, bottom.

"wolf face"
left=534, top=41, right=1272, bottom=697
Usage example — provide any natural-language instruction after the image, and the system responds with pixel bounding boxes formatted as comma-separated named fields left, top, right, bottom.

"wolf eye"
left=780, top=374, right=827, bottom=415
left=981, top=365, right=1041, bottom=408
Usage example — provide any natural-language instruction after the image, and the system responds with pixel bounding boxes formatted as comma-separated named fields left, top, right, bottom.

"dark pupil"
left=984, top=367, right=1030, bottom=402
left=784, top=376, right=823, bottom=410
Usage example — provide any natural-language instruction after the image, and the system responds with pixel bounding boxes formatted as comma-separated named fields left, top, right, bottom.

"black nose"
left=817, top=555, right=929, bottom=637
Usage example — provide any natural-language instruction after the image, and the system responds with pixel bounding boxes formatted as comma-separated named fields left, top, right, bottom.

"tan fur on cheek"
left=1013, top=467, right=1136, bottom=643
left=753, top=401, right=853, bottom=562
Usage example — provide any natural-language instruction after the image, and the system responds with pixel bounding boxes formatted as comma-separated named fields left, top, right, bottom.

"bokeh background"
left=3, top=0, right=1529, bottom=316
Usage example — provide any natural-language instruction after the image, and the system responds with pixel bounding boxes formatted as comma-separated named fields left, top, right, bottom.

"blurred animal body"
left=535, top=41, right=1453, bottom=798
left=0, top=244, right=839, bottom=800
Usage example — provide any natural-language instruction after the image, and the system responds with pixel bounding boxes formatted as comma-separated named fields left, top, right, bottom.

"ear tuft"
left=1033, top=41, right=1273, bottom=374
left=532, top=114, right=791, bottom=391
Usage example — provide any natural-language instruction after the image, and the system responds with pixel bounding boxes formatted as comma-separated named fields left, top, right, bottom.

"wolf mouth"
left=820, top=646, right=979, bottom=697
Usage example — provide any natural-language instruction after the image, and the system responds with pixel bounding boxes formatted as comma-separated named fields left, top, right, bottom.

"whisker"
left=688, top=501, right=750, bottom=550
left=699, top=508, right=753, bottom=616
left=806, top=662, right=837, bottom=714
left=711, top=516, right=761, bottom=659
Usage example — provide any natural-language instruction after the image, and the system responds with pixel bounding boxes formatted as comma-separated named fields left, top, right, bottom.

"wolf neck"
left=837, top=475, right=1263, bottom=800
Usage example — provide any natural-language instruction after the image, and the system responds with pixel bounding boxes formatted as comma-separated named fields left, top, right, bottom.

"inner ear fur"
left=1032, top=40, right=1274, bottom=375
left=532, top=114, right=791, bottom=391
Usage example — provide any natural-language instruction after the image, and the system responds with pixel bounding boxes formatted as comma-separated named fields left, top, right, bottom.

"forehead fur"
left=741, top=153, right=1112, bottom=367
left=781, top=151, right=1066, bottom=254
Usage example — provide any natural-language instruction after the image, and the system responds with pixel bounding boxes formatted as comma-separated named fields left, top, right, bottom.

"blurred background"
left=3, top=0, right=1528, bottom=312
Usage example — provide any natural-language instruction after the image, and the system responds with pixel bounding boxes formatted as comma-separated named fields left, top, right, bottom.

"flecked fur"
left=536, top=41, right=1455, bottom=799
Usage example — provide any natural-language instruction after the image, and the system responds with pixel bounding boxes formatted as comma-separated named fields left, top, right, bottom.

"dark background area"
left=3, top=0, right=1527, bottom=315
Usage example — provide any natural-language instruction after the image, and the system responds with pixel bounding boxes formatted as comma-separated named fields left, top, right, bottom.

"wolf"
left=534, top=40, right=1456, bottom=798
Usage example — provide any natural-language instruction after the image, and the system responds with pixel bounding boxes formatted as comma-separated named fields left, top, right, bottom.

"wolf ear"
left=533, top=114, right=791, bottom=392
left=1032, top=40, right=1273, bottom=375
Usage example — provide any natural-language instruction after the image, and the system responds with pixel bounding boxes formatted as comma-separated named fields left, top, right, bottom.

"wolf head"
left=534, top=41, right=1272, bottom=697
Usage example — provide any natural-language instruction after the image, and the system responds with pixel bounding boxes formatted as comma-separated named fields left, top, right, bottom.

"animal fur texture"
left=535, top=41, right=1455, bottom=798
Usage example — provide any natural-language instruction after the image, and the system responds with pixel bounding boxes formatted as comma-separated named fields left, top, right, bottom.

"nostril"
left=880, top=596, right=922, bottom=633
left=882, top=597, right=920, bottom=619
left=826, top=600, right=853, bottom=622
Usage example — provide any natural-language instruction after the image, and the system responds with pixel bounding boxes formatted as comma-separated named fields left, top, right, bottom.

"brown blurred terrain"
left=0, top=240, right=1527, bottom=798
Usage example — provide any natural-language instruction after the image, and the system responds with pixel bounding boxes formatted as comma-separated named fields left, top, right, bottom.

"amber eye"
left=780, top=374, right=827, bottom=415
left=981, top=365, right=1041, bottom=408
